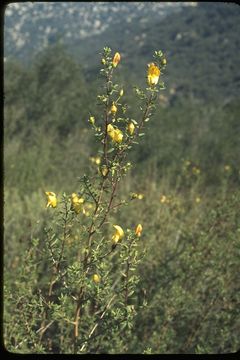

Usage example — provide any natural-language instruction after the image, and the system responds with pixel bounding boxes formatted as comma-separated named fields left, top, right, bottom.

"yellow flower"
left=147, top=63, right=160, bottom=86
left=90, top=156, right=101, bottom=165
left=195, top=197, right=201, bottom=203
left=92, top=274, right=101, bottom=284
left=112, top=225, right=124, bottom=245
left=113, top=128, right=123, bottom=143
left=101, top=165, right=108, bottom=177
left=137, top=194, right=144, bottom=200
left=127, top=122, right=135, bottom=136
left=135, top=224, right=143, bottom=237
left=160, top=195, right=167, bottom=203
left=110, top=103, right=117, bottom=115
left=71, top=193, right=84, bottom=214
left=130, top=192, right=138, bottom=199
left=107, top=123, right=114, bottom=133
left=107, top=123, right=115, bottom=140
left=95, top=157, right=101, bottom=165
left=45, top=192, right=57, bottom=208
left=82, top=203, right=93, bottom=217
left=107, top=124, right=123, bottom=143
left=192, top=166, right=201, bottom=175
left=112, top=52, right=121, bottom=67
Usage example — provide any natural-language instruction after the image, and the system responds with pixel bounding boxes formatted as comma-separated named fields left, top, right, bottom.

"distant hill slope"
left=4, top=2, right=189, bottom=61
left=69, top=2, right=240, bottom=102
left=4, top=2, right=240, bottom=102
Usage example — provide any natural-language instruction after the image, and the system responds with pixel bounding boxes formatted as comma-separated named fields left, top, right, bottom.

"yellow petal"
left=112, top=234, right=120, bottom=245
left=107, top=124, right=114, bottom=133
left=45, top=191, right=57, bottom=208
left=113, top=225, right=124, bottom=239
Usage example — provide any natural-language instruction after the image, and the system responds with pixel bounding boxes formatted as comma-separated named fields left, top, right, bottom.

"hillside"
left=69, top=2, right=240, bottom=102
left=5, top=2, right=240, bottom=102
left=4, top=2, right=190, bottom=61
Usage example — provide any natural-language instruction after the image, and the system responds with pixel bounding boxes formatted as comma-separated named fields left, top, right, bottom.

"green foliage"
left=129, top=190, right=240, bottom=353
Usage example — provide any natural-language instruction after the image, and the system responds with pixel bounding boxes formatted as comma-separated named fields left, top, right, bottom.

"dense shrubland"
left=4, top=44, right=240, bottom=353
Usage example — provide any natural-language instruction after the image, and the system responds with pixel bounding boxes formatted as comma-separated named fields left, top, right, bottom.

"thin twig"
left=79, top=294, right=116, bottom=352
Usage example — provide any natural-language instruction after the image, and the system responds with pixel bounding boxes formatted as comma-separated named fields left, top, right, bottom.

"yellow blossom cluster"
left=45, top=192, right=94, bottom=216
left=111, top=223, right=143, bottom=248
left=131, top=193, right=144, bottom=200
left=90, top=156, right=101, bottom=165
left=160, top=194, right=171, bottom=204
left=71, top=193, right=85, bottom=214
left=107, top=124, right=123, bottom=143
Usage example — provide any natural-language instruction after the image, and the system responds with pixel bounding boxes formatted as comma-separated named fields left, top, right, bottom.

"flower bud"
left=112, top=52, right=121, bottom=67
left=92, top=274, right=101, bottom=284
left=135, top=224, right=143, bottom=237
left=89, top=116, right=95, bottom=125
left=120, top=89, right=124, bottom=97
left=110, top=104, right=117, bottom=115
left=127, top=122, right=135, bottom=136
left=131, top=192, right=138, bottom=199
left=101, top=165, right=108, bottom=177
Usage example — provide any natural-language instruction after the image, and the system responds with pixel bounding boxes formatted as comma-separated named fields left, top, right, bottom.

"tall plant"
left=4, top=47, right=167, bottom=354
